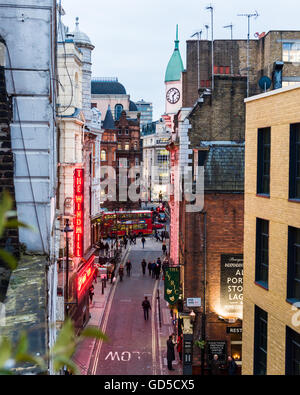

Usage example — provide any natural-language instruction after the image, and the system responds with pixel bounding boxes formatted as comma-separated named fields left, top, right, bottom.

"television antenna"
left=223, top=23, right=234, bottom=40
left=191, top=30, right=203, bottom=90
left=204, top=25, right=209, bottom=40
left=237, top=11, right=259, bottom=97
left=206, top=5, right=214, bottom=91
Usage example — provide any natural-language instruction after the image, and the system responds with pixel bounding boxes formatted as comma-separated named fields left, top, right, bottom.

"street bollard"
left=102, top=280, right=104, bottom=295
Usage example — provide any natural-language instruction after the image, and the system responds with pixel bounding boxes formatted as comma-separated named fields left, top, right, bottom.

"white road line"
left=151, top=280, right=158, bottom=375
left=156, top=281, right=163, bottom=375
left=91, top=247, right=131, bottom=375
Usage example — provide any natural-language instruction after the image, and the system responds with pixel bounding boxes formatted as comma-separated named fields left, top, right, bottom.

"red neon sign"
left=74, top=169, right=84, bottom=257
left=77, top=255, right=96, bottom=299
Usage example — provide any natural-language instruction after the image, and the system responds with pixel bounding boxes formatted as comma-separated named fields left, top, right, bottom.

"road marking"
left=90, top=247, right=131, bottom=375
left=151, top=280, right=158, bottom=375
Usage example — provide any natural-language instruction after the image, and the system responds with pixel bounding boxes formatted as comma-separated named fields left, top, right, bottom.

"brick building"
left=183, top=31, right=300, bottom=108
left=99, top=108, right=141, bottom=211
left=167, top=29, right=300, bottom=375
left=243, top=85, right=300, bottom=375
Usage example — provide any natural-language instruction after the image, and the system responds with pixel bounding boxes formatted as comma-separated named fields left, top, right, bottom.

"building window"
left=101, top=150, right=107, bottom=162
left=135, top=157, right=139, bottom=166
left=289, top=123, right=300, bottom=200
left=255, top=218, right=269, bottom=289
left=283, top=42, right=300, bottom=63
left=257, top=127, right=271, bottom=196
left=125, top=129, right=129, bottom=135
left=286, top=327, right=300, bottom=375
left=254, top=306, right=268, bottom=375
left=287, top=227, right=300, bottom=302
left=124, top=143, right=130, bottom=151
left=118, top=128, right=122, bottom=135
left=115, top=104, right=123, bottom=121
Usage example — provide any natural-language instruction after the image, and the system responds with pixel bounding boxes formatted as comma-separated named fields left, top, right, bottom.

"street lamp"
left=63, top=218, right=73, bottom=316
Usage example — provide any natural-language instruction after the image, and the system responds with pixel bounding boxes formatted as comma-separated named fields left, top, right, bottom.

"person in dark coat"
left=148, top=261, right=152, bottom=276
left=227, top=356, right=238, bottom=376
left=167, top=335, right=176, bottom=371
left=210, top=354, right=221, bottom=375
left=141, top=259, right=147, bottom=275
left=151, top=262, right=156, bottom=278
left=142, top=296, right=151, bottom=321
left=141, top=237, right=146, bottom=249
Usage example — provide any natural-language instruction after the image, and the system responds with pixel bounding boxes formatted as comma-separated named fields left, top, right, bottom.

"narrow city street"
left=87, top=237, right=181, bottom=376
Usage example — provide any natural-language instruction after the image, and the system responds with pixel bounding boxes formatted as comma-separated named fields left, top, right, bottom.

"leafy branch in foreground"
left=0, top=319, right=108, bottom=375
left=0, top=190, right=33, bottom=270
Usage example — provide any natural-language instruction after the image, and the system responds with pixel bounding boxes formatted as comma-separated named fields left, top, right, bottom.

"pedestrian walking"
left=133, top=234, right=137, bottom=245
left=148, top=261, right=152, bottom=276
left=89, top=285, right=94, bottom=305
left=141, top=237, right=146, bottom=249
left=151, top=262, right=156, bottom=278
left=167, top=335, right=176, bottom=371
left=227, top=356, right=238, bottom=376
left=141, top=259, right=147, bottom=275
left=155, top=263, right=161, bottom=280
left=119, top=264, right=124, bottom=282
left=125, top=260, right=132, bottom=277
left=177, top=334, right=183, bottom=362
left=142, top=296, right=151, bottom=321
left=162, top=242, right=167, bottom=255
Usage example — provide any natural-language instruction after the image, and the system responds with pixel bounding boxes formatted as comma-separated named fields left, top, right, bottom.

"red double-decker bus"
left=100, top=211, right=153, bottom=238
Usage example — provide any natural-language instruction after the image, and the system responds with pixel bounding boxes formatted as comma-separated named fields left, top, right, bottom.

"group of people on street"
left=142, top=257, right=164, bottom=280
left=210, top=353, right=238, bottom=376
left=166, top=334, right=183, bottom=371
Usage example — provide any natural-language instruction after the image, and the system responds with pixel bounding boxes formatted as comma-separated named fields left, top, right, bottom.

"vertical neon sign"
left=74, top=169, right=84, bottom=258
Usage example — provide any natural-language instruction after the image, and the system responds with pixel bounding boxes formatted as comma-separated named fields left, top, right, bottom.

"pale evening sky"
left=61, top=0, right=300, bottom=120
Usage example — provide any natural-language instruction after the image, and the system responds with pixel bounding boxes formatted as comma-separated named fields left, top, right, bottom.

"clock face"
left=166, top=88, right=180, bottom=104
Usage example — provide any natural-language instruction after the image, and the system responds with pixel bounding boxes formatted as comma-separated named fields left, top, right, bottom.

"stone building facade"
left=243, top=85, right=300, bottom=375
left=0, top=1, right=58, bottom=374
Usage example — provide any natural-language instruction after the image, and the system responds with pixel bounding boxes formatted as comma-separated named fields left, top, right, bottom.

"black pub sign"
left=220, top=254, right=243, bottom=316
left=207, top=341, right=227, bottom=362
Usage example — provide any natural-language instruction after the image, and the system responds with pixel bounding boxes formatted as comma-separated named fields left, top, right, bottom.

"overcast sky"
left=61, top=0, right=300, bottom=120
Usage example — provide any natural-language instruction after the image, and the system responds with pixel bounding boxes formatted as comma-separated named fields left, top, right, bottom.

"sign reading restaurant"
left=220, top=254, right=243, bottom=317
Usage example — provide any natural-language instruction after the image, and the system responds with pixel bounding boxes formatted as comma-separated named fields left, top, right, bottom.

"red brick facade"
left=180, top=193, right=244, bottom=372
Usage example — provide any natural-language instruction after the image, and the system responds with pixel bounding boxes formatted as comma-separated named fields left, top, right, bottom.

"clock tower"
left=165, top=25, right=184, bottom=117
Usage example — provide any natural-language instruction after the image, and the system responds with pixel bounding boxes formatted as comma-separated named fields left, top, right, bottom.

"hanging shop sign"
left=220, top=254, right=243, bottom=317
left=187, top=298, right=201, bottom=308
left=164, top=266, right=180, bottom=305
left=77, top=255, right=96, bottom=300
left=74, top=168, right=84, bottom=258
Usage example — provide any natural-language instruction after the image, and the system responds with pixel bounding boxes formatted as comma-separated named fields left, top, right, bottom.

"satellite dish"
left=259, top=76, right=272, bottom=92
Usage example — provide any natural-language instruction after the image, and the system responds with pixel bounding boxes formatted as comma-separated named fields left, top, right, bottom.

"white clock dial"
left=166, top=88, right=180, bottom=104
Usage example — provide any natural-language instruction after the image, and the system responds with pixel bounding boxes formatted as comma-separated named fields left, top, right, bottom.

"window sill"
left=286, top=298, right=300, bottom=307
left=255, top=281, right=269, bottom=291
left=256, top=194, right=270, bottom=199
left=288, top=198, right=300, bottom=204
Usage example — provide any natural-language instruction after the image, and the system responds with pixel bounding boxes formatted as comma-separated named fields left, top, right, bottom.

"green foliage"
left=194, top=340, right=206, bottom=349
left=0, top=190, right=32, bottom=270
left=0, top=319, right=108, bottom=375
